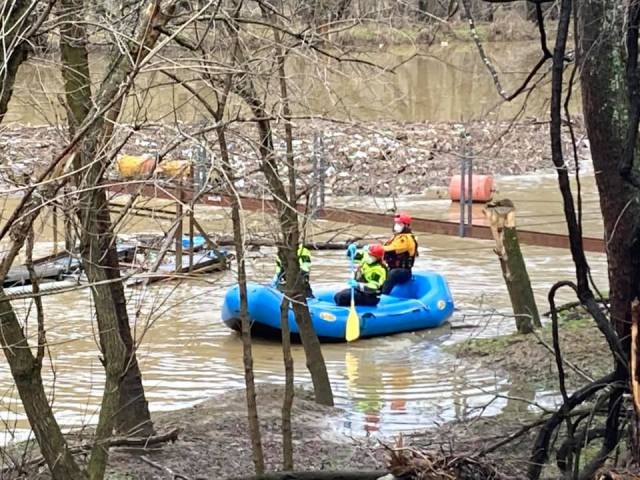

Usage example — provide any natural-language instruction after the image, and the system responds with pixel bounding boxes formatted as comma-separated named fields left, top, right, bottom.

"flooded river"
left=6, top=42, right=558, bottom=125
left=0, top=172, right=607, bottom=443
left=0, top=37, right=600, bottom=443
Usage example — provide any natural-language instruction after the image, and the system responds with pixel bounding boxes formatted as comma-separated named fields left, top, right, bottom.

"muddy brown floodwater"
left=0, top=171, right=607, bottom=444
left=6, top=42, right=563, bottom=125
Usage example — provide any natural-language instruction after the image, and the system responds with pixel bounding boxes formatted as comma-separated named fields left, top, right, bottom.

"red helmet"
left=395, top=213, right=412, bottom=225
left=368, top=244, right=385, bottom=260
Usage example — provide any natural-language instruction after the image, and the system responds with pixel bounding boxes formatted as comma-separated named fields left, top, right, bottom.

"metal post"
left=466, top=155, right=473, bottom=230
left=459, top=158, right=466, bottom=238
left=319, top=133, right=326, bottom=209
left=175, top=181, right=184, bottom=273
left=52, top=205, right=58, bottom=254
left=310, top=133, right=318, bottom=213
left=189, top=165, right=194, bottom=272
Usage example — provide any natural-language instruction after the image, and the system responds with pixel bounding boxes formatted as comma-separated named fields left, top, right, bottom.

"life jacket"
left=276, top=245, right=311, bottom=276
left=383, top=232, right=418, bottom=269
left=356, top=258, right=387, bottom=295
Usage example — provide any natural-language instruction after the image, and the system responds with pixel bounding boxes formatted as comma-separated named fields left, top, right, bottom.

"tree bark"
left=217, top=125, right=265, bottom=475
left=280, top=297, right=294, bottom=470
left=577, top=0, right=640, bottom=352
left=59, top=0, right=91, bottom=135
left=249, top=5, right=333, bottom=407
left=0, top=3, right=86, bottom=478
left=200, top=11, right=265, bottom=472
left=59, top=0, right=184, bottom=439
left=0, top=0, right=32, bottom=122
left=576, top=9, right=637, bottom=474
left=0, top=292, right=86, bottom=479
left=484, top=201, right=541, bottom=333
left=525, top=0, right=636, bottom=476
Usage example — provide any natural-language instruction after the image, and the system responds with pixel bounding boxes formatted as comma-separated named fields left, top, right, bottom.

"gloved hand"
left=346, top=243, right=358, bottom=258
left=347, top=278, right=358, bottom=288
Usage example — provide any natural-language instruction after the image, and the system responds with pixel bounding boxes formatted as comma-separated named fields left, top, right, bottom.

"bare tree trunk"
left=256, top=116, right=334, bottom=406
left=526, top=0, right=634, bottom=476
left=0, top=0, right=32, bottom=122
left=58, top=0, right=181, bottom=438
left=577, top=0, right=640, bottom=355
left=0, top=292, right=86, bottom=479
left=0, top=3, right=86, bottom=478
left=280, top=297, right=294, bottom=470
left=254, top=4, right=333, bottom=407
left=575, top=2, right=640, bottom=474
left=217, top=126, right=265, bottom=474
left=210, top=11, right=265, bottom=471
left=59, top=15, right=130, bottom=462
left=484, top=201, right=540, bottom=334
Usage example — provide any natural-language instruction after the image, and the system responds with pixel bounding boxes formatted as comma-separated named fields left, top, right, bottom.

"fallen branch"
left=227, top=472, right=389, bottom=480
left=2, top=429, right=180, bottom=475
left=141, top=455, right=191, bottom=480
left=542, top=297, right=609, bottom=317
left=92, top=428, right=180, bottom=449
left=213, top=235, right=380, bottom=250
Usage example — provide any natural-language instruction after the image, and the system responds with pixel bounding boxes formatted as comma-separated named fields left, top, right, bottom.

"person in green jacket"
left=334, top=244, right=387, bottom=307
left=271, top=244, right=313, bottom=297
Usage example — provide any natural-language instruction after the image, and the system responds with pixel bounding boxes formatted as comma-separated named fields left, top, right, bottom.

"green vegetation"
left=447, top=309, right=610, bottom=390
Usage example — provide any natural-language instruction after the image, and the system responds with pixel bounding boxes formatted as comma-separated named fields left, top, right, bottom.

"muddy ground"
left=451, top=309, right=610, bottom=390
left=1, top=119, right=587, bottom=197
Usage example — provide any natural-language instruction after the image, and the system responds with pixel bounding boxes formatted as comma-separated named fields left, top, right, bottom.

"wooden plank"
left=126, top=251, right=226, bottom=287
left=108, top=184, right=606, bottom=253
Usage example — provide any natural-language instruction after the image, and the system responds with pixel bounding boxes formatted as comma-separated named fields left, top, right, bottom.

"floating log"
left=212, top=235, right=371, bottom=250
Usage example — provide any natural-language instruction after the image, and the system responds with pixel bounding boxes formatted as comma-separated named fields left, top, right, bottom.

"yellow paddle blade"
left=345, top=297, right=360, bottom=342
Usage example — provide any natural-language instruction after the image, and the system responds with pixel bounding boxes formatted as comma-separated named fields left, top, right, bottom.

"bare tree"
left=476, top=0, right=640, bottom=477
left=58, top=0, right=160, bottom=441
left=237, top=1, right=334, bottom=406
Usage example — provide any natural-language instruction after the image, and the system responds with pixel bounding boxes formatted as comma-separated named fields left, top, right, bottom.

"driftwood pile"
left=383, top=438, right=506, bottom=480
left=596, top=469, right=640, bottom=480
left=1, top=120, right=586, bottom=196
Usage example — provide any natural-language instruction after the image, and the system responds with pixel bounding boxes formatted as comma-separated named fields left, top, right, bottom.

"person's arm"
left=299, top=252, right=311, bottom=273
left=383, top=235, right=408, bottom=253
left=359, top=270, right=385, bottom=293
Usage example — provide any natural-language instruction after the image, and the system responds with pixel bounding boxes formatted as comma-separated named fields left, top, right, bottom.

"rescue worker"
left=334, top=243, right=387, bottom=307
left=381, top=212, right=418, bottom=295
left=271, top=245, right=314, bottom=297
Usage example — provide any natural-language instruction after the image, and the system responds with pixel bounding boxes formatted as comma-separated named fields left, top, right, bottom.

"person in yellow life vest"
left=381, top=212, right=418, bottom=295
left=334, top=244, right=387, bottom=307
left=271, top=245, right=313, bottom=297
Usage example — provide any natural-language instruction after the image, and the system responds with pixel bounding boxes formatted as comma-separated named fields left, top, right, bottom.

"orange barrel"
left=448, top=174, right=494, bottom=202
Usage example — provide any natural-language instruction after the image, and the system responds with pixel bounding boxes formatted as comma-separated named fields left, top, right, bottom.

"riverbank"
left=4, top=307, right=614, bottom=479
left=449, top=308, right=610, bottom=391
left=1, top=119, right=587, bottom=197
left=5, top=385, right=387, bottom=479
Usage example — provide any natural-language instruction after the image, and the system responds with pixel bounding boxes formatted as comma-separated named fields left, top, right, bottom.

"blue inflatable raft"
left=221, top=271, right=454, bottom=341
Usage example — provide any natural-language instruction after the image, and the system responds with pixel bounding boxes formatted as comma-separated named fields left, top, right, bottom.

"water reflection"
left=0, top=173, right=611, bottom=441
left=8, top=43, right=556, bottom=124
